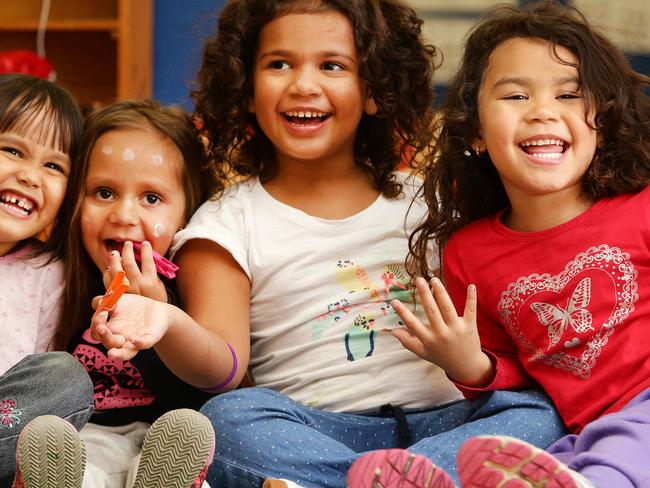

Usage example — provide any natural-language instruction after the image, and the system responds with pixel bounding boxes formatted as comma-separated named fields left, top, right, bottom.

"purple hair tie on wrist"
left=198, top=342, right=238, bottom=392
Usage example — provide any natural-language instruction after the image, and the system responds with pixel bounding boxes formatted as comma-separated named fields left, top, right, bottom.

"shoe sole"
left=132, top=409, right=215, bottom=488
left=16, top=415, right=85, bottom=488
left=458, top=436, right=584, bottom=488
left=347, top=449, right=456, bottom=488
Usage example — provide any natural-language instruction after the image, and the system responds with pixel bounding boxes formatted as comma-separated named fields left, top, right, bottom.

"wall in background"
left=153, top=0, right=222, bottom=109
left=153, top=0, right=650, bottom=110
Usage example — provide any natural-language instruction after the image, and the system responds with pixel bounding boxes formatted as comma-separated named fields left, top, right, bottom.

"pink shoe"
left=348, top=449, right=456, bottom=488
left=457, top=436, right=595, bottom=488
left=132, top=409, right=215, bottom=488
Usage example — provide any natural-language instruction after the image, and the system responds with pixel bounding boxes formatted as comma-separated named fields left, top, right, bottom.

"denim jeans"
left=0, top=352, right=94, bottom=486
left=201, top=387, right=566, bottom=487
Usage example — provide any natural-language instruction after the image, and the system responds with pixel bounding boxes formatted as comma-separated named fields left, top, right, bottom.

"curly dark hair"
left=192, top=0, right=439, bottom=197
left=54, top=99, right=218, bottom=351
left=408, top=0, right=650, bottom=279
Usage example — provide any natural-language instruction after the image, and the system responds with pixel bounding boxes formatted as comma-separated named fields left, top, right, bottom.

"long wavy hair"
left=54, top=99, right=219, bottom=351
left=0, top=73, right=82, bottom=259
left=408, top=1, right=650, bottom=279
left=192, top=0, right=439, bottom=198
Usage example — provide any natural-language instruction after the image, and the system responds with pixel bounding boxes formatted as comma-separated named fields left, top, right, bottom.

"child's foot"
left=457, top=436, right=595, bottom=488
left=347, top=448, right=456, bottom=488
left=12, top=415, right=86, bottom=488
left=132, top=408, right=215, bottom=488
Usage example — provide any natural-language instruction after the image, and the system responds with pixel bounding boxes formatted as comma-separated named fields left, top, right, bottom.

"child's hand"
left=391, top=277, right=494, bottom=387
left=107, top=241, right=168, bottom=302
left=91, top=293, right=171, bottom=362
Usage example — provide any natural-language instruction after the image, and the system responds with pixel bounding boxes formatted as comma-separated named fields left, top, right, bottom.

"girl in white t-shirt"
left=92, top=1, right=566, bottom=487
left=0, top=73, right=94, bottom=486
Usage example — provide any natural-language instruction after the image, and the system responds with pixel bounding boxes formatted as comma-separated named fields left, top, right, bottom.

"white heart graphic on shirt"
left=498, top=245, right=637, bottom=379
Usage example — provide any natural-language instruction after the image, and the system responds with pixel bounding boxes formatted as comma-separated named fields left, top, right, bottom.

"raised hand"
left=391, top=277, right=494, bottom=387
left=108, top=241, right=168, bottom=302
left=91, top=293, right=171, bottom=361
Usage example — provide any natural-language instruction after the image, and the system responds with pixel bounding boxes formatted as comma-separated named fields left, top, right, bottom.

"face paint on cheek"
left=122, top=148, right=135, bottom=161
left=153, top=222, right=166, bottom=238
left=101, top=145, right=113, bottom=155
left=152, top=154, right=163, bottom=166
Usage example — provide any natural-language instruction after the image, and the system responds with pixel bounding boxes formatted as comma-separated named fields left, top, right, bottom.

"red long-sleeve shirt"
left=443, top=186, right=650, bottom=433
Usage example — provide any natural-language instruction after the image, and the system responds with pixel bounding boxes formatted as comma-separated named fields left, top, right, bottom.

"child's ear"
left=364, top=94, right=377, bottom=115
left=471, top=136, right=486, bottom=155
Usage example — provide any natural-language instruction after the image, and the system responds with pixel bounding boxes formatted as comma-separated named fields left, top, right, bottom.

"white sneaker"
left=458, top=435, right=595, bottom=488
left=13, top=415, right=86, bottom=488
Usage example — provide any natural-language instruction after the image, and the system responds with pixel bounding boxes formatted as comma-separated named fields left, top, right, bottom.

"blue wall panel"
left=153, top=0, right=225, bottom=109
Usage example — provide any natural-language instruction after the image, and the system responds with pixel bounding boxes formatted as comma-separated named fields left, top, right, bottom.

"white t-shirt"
left=0, top=243, right=64, bottom=375
left=171, top=173, right=461, bottom=412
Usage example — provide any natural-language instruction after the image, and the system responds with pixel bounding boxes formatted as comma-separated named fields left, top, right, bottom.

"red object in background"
left=0, top=50, right=53, bottom=80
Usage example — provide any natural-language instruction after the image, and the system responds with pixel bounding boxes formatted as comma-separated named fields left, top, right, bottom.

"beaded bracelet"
left=198, top=342, right=238, bottom=392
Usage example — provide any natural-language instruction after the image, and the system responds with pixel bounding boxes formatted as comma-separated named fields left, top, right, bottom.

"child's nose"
left=525, top=99, right=559, bottom=123
left=108, top=199, right=138, bottom=226
left=291, top=68, right=322, bottom=96
left=17, top=166, right=41, bottom=188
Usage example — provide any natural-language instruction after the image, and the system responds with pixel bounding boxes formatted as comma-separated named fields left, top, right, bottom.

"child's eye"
left=558, top=93, right=581, bottom=99
left=144, top=193, right=161, bottom=205
left=269, top=60, right=290, bottom=70
left=95, top=188, right=113, bottom=200
left=1, top=146, right=21, bottom=157
left=322, top=62, right=343, bottom=71
left=44, top=162, right=67, bottom=175
left=503, top=94, right=527, bottom=100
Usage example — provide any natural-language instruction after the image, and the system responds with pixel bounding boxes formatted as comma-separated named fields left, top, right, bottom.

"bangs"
left=0, top=89, right=78, bottom=155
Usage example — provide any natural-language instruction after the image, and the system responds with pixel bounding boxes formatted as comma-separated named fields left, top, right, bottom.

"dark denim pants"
left=0, top=352, right=94, bottom=486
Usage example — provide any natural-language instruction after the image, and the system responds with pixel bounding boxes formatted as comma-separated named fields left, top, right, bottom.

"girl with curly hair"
left=92, top=1, right=565, bottom=487
left=397, top=2, right=650, bottom=487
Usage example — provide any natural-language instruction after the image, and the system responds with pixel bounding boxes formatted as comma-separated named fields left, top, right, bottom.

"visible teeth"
left=530, top=152, right=563, bottom=160
left=520, top=138, right=565, bottom=147
left=285, top=110, right=327, bottom=118
left=0, top=201, right=29, bottom=216
left=0, top=193, right=35, bottom=212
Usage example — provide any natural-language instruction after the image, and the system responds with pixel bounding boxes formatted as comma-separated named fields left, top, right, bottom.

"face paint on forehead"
left=101, top=145, right=113, bottom=155
left=152, top=154, right=164, bottom=166
left=122, top=148, right=135, bottom=161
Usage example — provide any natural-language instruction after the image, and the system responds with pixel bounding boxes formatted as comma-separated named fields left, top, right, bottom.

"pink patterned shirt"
left=0, top=243, right=64, bottom=375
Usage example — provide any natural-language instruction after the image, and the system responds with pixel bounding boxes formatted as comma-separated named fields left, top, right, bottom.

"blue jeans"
left=201, top=387, right=566, bottom=487
left=0, top=353, right=94, bottom=486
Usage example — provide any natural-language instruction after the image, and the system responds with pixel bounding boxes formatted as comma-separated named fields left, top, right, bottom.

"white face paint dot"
left=153, top=222, right=165, bottom=238
left=101, top=145, right=113, bottom=155
left=152, top=154, right=163, bottom=166
left=122, top=148, right=136, bottom=161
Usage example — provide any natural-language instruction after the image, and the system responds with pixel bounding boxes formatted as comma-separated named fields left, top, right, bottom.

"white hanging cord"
left=36, top=0, right=51, bottom=59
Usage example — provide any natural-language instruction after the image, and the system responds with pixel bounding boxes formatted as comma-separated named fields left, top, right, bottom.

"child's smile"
left=0, top=124, right=70, bottom=256
left=250, top=10, right=376, bottom=170
left=476, top=37, right=598, bottom=208
left=80, top=128, right=186, bottom=270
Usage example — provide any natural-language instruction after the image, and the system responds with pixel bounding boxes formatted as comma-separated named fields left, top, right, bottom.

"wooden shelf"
left=0, top=20, right=119, bottom=32
left=0, top=0, right=151, bottom=108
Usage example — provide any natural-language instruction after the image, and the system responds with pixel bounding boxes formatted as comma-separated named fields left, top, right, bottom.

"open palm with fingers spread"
left=391, top=277, right=494, bottom=387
